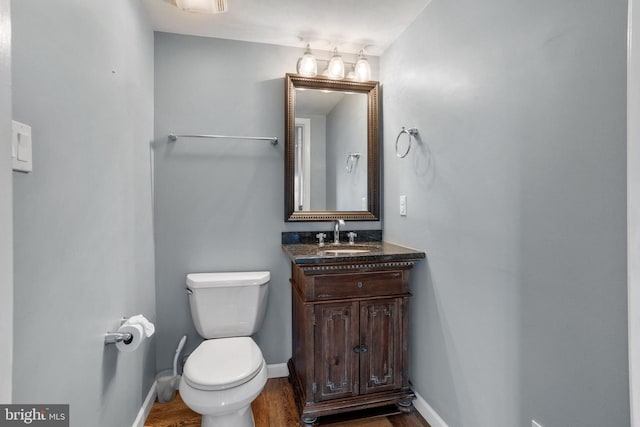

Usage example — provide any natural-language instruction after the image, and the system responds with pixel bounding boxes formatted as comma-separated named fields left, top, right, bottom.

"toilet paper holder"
left=104, top=331, right=133, bottom=345
left=104, top=317, right=133, bottom=345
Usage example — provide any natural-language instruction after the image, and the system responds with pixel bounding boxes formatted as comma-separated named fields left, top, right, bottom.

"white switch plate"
left=12, top=120, right=32, bottom=172
left=400, top=195, right=407, bottom=216
left=532, top=420, right=543, bottom=427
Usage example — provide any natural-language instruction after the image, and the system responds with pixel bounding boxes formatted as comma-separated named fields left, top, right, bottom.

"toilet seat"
left=183, top=337, right=264, bottom=391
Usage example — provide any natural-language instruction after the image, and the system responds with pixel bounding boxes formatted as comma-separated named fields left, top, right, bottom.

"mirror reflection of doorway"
left=294, top=118, right=311, bottom=211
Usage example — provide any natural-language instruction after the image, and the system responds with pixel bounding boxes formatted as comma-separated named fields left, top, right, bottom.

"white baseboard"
left=412, top=389, right=449, bottom=427
left=132, top=381, right=158, bottom=427
left=267, top=362, right=289, bottom=378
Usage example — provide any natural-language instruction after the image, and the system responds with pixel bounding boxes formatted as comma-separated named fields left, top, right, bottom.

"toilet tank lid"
left=186, top=271, right=270, bottom=289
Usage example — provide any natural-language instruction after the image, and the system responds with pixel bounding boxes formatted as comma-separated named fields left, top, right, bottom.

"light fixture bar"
left=295, top=45, right=372, bottom=81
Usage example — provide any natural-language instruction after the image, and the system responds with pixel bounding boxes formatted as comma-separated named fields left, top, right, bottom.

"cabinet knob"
left=357, top=281, right=363, bottom=288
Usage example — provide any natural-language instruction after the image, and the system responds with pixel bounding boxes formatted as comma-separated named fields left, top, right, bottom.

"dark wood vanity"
left=282, top=242, right=425, bottom=426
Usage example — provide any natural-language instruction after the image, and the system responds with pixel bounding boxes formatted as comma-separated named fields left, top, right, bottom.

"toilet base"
left=180, top=358, right=267, bottom=427
left=201, top=405, right=255, bottom=427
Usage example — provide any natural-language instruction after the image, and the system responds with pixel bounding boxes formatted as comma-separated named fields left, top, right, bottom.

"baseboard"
left=267, top=362, right=289, bottom=378
left=132, top=381, right=158, bottom=427
left=412, top=389, right=448, bottom=427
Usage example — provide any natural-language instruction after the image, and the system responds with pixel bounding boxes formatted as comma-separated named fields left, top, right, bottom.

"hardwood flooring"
left=144, top=377, right=431, bottom=427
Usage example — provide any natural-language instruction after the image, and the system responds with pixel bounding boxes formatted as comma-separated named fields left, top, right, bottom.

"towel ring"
left=395, top=127, right=419, bottom=158
left=346, top=152, right=361, bottom=173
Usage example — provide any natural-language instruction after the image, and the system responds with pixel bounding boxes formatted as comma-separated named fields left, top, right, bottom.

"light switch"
left=12, top=120, right=32, bottom=173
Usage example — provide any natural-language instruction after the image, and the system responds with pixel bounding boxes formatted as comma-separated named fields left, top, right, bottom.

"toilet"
left=179, top=271, right=270, bottom=427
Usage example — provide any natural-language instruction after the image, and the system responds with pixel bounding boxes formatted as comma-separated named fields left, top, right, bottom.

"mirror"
left=285, top=74, right=380, bottom=222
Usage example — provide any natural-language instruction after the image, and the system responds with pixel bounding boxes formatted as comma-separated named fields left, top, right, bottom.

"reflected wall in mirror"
left=285, top=74, right=380, bottom=222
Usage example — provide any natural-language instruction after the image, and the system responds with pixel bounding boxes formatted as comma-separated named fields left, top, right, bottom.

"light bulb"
left=354, top=50, right=371, bottom=82
left=296, top=44, right=317, bottom=77
left=327, top=48, right=345, bottom=80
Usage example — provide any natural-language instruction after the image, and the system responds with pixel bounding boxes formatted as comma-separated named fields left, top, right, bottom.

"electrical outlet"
left=532, top=420, right=543, bottom=427
left=400, top=195, right=407, bottom=216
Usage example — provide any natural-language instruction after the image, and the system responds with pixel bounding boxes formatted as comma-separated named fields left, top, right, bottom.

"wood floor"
left=144, top=377, right=431, bottom=427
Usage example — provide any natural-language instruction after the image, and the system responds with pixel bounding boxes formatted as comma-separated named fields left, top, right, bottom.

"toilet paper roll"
left=115, top=324, right=145, bottom=353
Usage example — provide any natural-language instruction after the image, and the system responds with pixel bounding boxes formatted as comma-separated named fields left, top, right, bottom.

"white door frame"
left=294, top=118, right=311, bottom=211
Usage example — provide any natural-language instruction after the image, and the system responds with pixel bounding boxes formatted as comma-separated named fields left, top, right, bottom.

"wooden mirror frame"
left=284, top=73, right=380, bottom=222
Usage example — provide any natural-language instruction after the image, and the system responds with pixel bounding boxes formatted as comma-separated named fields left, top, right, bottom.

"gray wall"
left=0, top=0, right=11, bottom=403
left=11, top=2, right=156, bottom=426
left=326, top=94, right=368, bottom=211
left=153, top=33, right=379, bottom=371
left=381, top=1, right=629, bottom=426
left=153, top=33, right=296, bottom=370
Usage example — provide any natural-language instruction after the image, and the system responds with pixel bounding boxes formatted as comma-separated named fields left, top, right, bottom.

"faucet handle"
left=316, top=233, right=327, bottom=247
left=347, top=232, right=357, bottom=245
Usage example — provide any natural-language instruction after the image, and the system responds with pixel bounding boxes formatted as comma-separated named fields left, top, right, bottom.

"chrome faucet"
left=333, top=219, right=345, bottom=244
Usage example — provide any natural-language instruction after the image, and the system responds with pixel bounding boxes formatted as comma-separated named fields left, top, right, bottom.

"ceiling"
left=140, top=0, right=431, bottom=56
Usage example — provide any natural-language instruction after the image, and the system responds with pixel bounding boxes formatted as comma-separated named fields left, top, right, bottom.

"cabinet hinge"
left=312, top=382, right=317, bottom=393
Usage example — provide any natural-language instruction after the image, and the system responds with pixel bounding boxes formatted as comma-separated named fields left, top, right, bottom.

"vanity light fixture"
left=327, top=48, right=345, bottom=80
left=175, top=0, right=228, bottom=14
left=354, top=50, right=372, bottom=82
left=295, top=45, right=372, bottom=81
left=296, top=44, right=317, bottom=77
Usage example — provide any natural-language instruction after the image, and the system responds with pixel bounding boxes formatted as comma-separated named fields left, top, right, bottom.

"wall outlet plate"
left=12, top=120, right=32, bottom=173
left=400, top=195, right=407, bottom=216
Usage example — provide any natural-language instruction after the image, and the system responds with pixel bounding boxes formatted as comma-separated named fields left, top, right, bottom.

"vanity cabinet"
left=287, top=261, right=419, bottom=426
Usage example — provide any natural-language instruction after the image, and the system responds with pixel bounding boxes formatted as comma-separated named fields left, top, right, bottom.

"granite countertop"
left=282, top=241, right=426, bottom=265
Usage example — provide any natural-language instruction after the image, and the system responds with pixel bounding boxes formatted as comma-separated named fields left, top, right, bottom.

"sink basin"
left=324, top=248, right=371, bottom=255
left=321, top=245, right=378, bottom=255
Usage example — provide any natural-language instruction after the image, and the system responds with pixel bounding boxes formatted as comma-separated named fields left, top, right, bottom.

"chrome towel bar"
left=168, top=133, right=278, bottom=145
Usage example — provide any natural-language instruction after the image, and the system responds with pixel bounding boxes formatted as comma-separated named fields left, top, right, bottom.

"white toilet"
left=180, top=271, right=270, bottom=427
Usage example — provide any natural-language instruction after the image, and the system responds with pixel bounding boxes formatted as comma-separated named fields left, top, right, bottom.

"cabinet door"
left=314, top=301, right=360, bottom=401
left=359, top=298, right=403, bottom=394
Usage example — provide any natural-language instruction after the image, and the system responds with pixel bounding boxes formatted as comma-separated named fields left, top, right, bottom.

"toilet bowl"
left=179, top=272, right=270, bottom=427
left=179, top=338, right=268, bottom=427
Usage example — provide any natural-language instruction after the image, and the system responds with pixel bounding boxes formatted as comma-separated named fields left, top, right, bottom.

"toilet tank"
left=186, top=271, right=270, bottom=339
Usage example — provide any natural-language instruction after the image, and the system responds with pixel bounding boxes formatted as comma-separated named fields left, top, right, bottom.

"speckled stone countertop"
left=282, top=241, right=426, bottom=265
